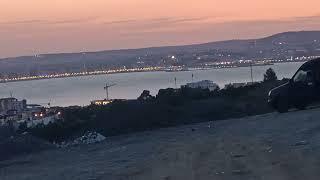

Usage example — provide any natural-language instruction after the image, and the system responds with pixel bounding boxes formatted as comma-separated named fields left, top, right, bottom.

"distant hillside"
left=1, top=31, right=320, bottom=76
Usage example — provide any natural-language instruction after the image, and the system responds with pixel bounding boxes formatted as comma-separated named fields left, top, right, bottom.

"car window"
left=293, top=70, right=308, bottom=83
left=293, top=69, right=314, bottom=83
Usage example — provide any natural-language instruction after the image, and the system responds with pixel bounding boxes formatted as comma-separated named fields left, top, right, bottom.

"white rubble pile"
left=56, top=131, right=106, bottom=148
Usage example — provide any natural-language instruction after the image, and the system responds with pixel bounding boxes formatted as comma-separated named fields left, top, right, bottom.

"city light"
left=0, top=55, right=320, bottom=84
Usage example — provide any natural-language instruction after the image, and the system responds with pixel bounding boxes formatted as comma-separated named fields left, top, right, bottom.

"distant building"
left=0, top=97, right=62, bottom=130
left=184, top=80, right=219, bottom=91
left=91, top=99, right=113, bottom=106
left=0, top=98, right=27, bottom=115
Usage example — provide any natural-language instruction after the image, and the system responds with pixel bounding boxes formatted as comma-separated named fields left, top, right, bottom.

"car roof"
left=300, top=58, right=320, bottom=70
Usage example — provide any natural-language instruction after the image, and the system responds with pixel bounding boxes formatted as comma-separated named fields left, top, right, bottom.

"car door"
left=290, top=68, right=317, bottom=106
left=314, top=67, right=320, bottom=102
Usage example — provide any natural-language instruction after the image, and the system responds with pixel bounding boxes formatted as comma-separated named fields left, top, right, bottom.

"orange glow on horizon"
left=1, top=0, right=320, bottom=57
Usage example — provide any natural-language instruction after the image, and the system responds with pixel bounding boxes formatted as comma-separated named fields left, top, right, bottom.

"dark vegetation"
left=29, top=69, right=287, bottom=142
left=264, top=68, right=278, bottom=82
left=0, top=126, right=53, bottom=161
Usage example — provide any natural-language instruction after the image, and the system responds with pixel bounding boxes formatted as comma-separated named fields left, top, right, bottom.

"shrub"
left=264, top=68, right=278, bottom=82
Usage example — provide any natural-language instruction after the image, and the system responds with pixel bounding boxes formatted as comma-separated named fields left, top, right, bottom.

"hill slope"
left=2, top=107, right=320, bottom=180
left=1, top=31, right=320, bottom=76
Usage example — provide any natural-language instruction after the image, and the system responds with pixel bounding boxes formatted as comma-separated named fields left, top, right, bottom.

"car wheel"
left=276, top=98, right=289, bottom=113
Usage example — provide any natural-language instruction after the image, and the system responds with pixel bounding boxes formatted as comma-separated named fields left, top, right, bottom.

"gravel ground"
left=0, top=134, right=54, bottom=161
left=2, top=108, right=320, bottom=180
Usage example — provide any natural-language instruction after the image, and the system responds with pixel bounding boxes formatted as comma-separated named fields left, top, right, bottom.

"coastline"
left=0, top=61, right=304, bottom=84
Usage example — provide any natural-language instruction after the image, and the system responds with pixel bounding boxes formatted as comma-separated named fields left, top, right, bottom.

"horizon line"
left=1, top=30, right=319, bottom=60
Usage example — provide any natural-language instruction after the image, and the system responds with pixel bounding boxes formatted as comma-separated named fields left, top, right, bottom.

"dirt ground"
left=2, top=107, right=320, bottom=180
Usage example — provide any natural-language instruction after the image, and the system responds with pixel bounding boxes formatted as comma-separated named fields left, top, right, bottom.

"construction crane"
left=104, top=83, right=116, bottom=100
left=37, top=99, right=52, bottom=108
left=250, top=62, right=253, bottom=83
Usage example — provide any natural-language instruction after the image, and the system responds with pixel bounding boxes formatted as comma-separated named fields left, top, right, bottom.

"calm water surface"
left=0, top=62, right=304, bottom=107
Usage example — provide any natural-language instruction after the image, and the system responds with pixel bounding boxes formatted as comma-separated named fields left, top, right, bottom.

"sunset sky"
left=1, top=0, right=320, bottom=58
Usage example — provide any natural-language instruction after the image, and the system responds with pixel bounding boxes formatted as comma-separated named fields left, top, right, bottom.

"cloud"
left=0, top=15, right=216, bottom=28
left=48, top=17, right=99, bottom=25
left=0, top=20, right=46, bottom=25
left=292, top=14, right=320, bottom=20
left=102, top=16, right=212, bottom=26
left=158, top=17, right=211, bottom=24
left=119, top=14, right=320, bottom=39
left=0, top=17, right=99, bottom=26
left=103, top=19, right=138, bottom=25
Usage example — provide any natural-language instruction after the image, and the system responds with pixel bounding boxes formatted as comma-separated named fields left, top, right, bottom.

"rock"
left=87, top=178, right=97, bottom=180
left=232, top=170, right=250, bottom=175
left=215, top=171, right=225, bottom=175
left=272, top=161, right=280, bottom=165
left=56, top=131, right=106, bottom=148
left=230, top=152, right=246, bottom=158
left=73, top=132, right=106, bottom=145
left=232, top=154, right=246, bottom=158
left=294, top=141, right=309, bottom=146
left=266, top=146, right=273, bottom=153
left=207, top=123, right=213, bottom=128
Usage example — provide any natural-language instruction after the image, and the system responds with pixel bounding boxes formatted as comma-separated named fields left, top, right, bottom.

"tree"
left=138, top=90, right=155, bottom=101
left=264, top=68, right=278, bottom=82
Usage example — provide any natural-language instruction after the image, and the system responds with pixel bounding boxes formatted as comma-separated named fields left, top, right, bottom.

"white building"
left=0, top=98, right=27, bottom=115
left=91, top=99, right=113, bottom=106
left=184, top=80, right=219, bottom=91
left=0, top=98, right=62, bottom=130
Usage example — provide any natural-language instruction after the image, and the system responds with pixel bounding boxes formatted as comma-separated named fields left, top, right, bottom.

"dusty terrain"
left=2, top=108, right=320, bottom=180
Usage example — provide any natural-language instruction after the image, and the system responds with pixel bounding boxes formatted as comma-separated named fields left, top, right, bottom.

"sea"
left=0, top=62, right=304, bottom=107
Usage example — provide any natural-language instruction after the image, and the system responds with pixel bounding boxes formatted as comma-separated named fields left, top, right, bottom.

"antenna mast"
left=250, top=62, right=253, bottom=83
left=48, top=99, right=52, bottom=108
left=104, top=83, right=116, bottom=100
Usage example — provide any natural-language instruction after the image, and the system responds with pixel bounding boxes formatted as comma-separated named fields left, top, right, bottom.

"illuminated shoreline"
left=0, top=58, right=312, bottom=84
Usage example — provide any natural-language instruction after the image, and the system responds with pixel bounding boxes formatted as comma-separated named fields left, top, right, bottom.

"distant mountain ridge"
left=1, top=31, right=320, bottom=76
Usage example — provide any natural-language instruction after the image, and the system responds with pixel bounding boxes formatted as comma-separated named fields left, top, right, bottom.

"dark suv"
left=268, top=58, right=320, bottom=113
